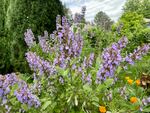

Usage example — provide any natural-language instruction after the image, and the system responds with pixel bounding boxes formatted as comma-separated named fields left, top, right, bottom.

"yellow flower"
left=99, top=106, right=106, bottom=113
left=125, top=76, right=130, bottom=80
left=127, top=79, right=133, bottom=85
left=136, top=79, right=140, bottom=86
left=130, top=97, right=138, bottom=103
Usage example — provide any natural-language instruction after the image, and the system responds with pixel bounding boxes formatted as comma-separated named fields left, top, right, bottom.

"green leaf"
left=92, top=102, right=99, bottom=107
left=10, top=84, right=18, bottom=96
left=10, top=97, right=19, bottom=105
left=56, top=66, right=69, bottom=76
left=67, top=95, right=72, bottom=103
left=41, top=101, right=51, bottom=110
left=116, top=66, right=122, bottom=74
left=96, top=57, right=101, bottom=69
left=83, top=84, right=92, bottom=92
left=104, top=79, right=114, bottom=88
left=21, top=104, right=28, bottom=111
left=92, top=97, right=99, bottom=103
left=143, top=107, right=150, bottom=112
left=75, top=96, right=78, bottom=106
left=96, top=84, right=106, bottom=92
left=41, top=98, right=49, bottom=102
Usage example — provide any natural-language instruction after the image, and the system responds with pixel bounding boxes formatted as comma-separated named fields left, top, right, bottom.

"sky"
left=61, top=0, right=127, bottom=22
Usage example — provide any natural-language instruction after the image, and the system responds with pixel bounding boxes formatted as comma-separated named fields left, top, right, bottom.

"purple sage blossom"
left=26, top=52, right=55, bottom=76
left=125, top=44, right=150, bottom=65
left=96, top=37, right=128, bottom=83
left=24, top=29, right=35, bottom=48
left=38, top=31, right=52, bottom=53
left=14, top=83, right=40, bottom=108
left=0, top=73, right=18, bottom=105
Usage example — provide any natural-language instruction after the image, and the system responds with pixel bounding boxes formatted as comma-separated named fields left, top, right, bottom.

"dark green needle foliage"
left=0, top=0, right=65, bottom=74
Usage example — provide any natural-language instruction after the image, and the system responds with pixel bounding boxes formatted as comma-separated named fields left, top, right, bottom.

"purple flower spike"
left=14, top=83, right=40, bottom=108
left=125, top=44, right=150, bottom=65
left=96, top=37, right=128, bottom=82
left=26, top=52, right=55, bottom=76
left=24, top=29, right=35, bottom=48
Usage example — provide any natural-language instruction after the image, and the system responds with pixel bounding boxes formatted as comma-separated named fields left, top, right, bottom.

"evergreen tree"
left=94, top=11, right=114, bottom=30
left=0, top=0, right=65, bottom=74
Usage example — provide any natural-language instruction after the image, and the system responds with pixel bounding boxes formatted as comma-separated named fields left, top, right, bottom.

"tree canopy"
left=94, top=11, right=114, bottom=30
left=124, top=0, right=150, bottom=18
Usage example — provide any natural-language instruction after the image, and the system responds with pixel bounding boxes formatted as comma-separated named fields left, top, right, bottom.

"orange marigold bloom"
left=125, top=76, right=130, bottom=80
left=136, top=79, right=140, bottom=86
left=99, top=106, right=106, bottom=113
left=130, top=97, right=138, bottom=103
left=128, top=79, right=133, bottom=85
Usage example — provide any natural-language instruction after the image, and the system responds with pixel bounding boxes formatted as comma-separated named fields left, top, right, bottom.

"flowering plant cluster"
left=0, top=73, right=40, bottom=112
left=97, top=36, right=128, bottom=82
left=0, top=14, right=150, bottom=113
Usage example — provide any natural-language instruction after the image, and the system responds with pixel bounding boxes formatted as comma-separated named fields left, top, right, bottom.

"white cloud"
left=61, top=0, right=126, bottom=22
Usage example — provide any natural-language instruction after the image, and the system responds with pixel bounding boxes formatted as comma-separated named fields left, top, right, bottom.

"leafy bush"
left=124, top=0, right=150, bottom=18
left=112, top=12, right=149, bottom=52
left=82, top=25, right=117, bottom=55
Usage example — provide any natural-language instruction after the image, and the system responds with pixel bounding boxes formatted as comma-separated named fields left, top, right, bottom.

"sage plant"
left=96, top=37, right=128, bottom=83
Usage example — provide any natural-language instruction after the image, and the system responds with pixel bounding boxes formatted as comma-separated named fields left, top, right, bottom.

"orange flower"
left=99, top=106, right=106, bottom=113
left=136, top=79, right=140, bottom=86
left=128, top=79, right=133, bottom=85
left=130, top=97, right=138, bottom=103
left=125, top=76, right=130, bottom=80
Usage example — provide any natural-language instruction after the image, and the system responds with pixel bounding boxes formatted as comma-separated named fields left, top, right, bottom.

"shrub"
left=82, top=25, right=117, bottom=55
left=112, top=12, right=148, bottom=52
left=124, top=0, right=150, bottom=18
